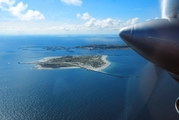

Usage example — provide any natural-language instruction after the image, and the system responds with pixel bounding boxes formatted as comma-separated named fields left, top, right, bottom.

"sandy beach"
left=83, top=55, right=111, bottom=71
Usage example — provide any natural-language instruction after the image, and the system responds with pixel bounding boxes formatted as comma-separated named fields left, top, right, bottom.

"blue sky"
left=0, top=0, right=161, bottom=34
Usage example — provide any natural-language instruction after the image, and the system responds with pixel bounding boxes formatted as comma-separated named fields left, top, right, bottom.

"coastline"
left=34, top=55, right=111, bottom=72
left=85, top=55, right=111, bottom=71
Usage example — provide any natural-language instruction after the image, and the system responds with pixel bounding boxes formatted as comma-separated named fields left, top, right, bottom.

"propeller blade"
left=161, top=0, right=179, bottom=18
left=125, top=62, right=164, bottom=119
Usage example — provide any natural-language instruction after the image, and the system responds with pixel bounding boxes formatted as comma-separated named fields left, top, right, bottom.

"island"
left=75, top=44, right=130, bottom=50
left=45, top=44, right=130, bottom=51
left=19, top=55, right=111, bottom=71
left=18, top=44, right=131, bottom=52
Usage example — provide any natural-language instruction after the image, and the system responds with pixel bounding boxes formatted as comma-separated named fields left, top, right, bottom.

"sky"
left=0, top=0, right=161, bottom=35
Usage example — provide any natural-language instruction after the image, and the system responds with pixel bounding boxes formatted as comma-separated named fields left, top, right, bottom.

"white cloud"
left=41, top=17, right=136, bottom=34
left=4, top=26, right=24, bottom=32
left=20, top=10, right=45, bottom=21
left=85, top=18, right=121, bottom=29
left=61, top=0, right=82, bottom=6
left=0, top=0, right=15, bottom=10
left=123, top=17, right=139, bottom=26
left=77, top=12, right=91, bottom=20
left=0, top=18, right=136, bottom=34
left=0, top=1, right=45, bottom=21
left=0, top=11, right=139, bottom=34
left=9, top=2, right=27, bottom=16
left=76, top=12, right=122, bottom=32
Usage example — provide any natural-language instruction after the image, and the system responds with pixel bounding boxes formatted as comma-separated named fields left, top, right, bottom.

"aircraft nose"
left=119, top=25, right=133, bottom=45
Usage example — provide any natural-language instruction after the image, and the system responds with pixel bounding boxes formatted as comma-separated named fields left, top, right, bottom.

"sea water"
left=0, top=35, right=179, bottom=120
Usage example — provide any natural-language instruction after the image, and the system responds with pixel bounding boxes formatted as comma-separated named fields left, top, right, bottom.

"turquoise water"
left=0, top=35, right=179, bottom=120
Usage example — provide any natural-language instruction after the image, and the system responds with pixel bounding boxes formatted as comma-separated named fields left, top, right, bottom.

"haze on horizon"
left=0, top=0, right=160, bottom=35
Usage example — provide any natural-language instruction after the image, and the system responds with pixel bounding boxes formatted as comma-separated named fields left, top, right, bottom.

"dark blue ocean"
left=0, top=35, right=179, bottom=120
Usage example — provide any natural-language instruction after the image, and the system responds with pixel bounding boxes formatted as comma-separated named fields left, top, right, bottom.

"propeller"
left=161, top=0, right=179, bottom=18
left=121, top=0, right=179, bottom=118
left=124, top=62, right=165, bottom=119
